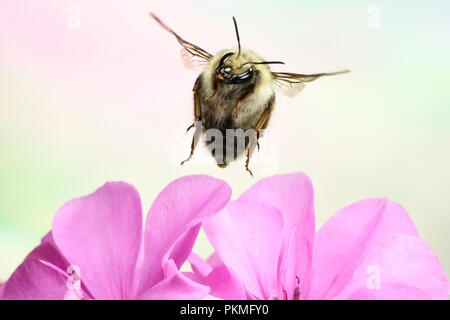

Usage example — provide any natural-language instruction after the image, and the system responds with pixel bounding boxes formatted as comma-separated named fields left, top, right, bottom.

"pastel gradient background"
left=1, top=0, right=449, bottom=281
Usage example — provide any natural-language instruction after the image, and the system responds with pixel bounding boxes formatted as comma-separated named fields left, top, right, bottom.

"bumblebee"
left=151, top=13, right=348, bottom=176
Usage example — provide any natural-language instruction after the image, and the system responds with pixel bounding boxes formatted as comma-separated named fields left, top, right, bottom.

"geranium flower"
left=1, top=175, right=231, bottom=300
left=191, top=173, right=449, bottom=300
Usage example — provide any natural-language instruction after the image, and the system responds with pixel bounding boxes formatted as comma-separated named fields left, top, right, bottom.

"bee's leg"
left=181, top=91, right=202, bottom=165
left=245, top=149, right=254, bottom=177
left=185, top=102, right=200, bottom=133
left=257, top=131, right=260, bottom=152
left=181, top=121, right=202, bottom=165
left=245, top=101, right=275, bottom=176
left=186, top=82, right=202, bottom=133
left=233, top=85, right=256, bottom=119
left=185, top=123, right=195, bottom=133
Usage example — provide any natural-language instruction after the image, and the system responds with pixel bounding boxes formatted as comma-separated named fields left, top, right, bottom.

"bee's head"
left=214, top=17, right=284, bottom=85
left=216, top=52, right=254, bottom=84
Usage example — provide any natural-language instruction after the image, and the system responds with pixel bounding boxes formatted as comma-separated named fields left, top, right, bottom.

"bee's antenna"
left=232, top=17, right=241, bottom=58
left=240, top=61, right=285, bottom=68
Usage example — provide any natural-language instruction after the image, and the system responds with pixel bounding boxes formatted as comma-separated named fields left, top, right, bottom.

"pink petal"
left=203, top=198, right=284, bottom=299
left=239, top=173, right=315, bottom=298
left=337, top=284, right=431, bottom=300
left=204, top=266, right=247, bottom=300
left=189, top=252, right=213, bottom=277
left=309, top=199, right=419, bottom=299
left=1, top=233, right=69, bottom=300
left=188, top=253, right=246, bottom=299
left=138, top=260, right=209, bottom=300
left=207, top=252, right=224, bottom=269
left=141, top=175, right=231, bottom=290
left=333, top=234, right=449, bottom=300
left=52, top=182, right=143, bottom=300
left=205, top=266, right=247, bottom=300
left=168, top=224, right=202, bottom=269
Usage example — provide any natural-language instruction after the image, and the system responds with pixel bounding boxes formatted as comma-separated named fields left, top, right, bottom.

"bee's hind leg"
left=181, top=90, right=202, bottom=166
left=245, top=149, right=254, bottom=177
left=245, top=100, right=275, bottom=176
left=245, top=130, right=259, bottom=177
left=257, top=131, right=260, bottom=151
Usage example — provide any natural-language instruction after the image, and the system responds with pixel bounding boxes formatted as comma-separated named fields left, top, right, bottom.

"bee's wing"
left=273, top=77, right=306, bottom=98
left=272, top=70, right=349, bottom=98
left=151, top=13, right=213, bottom=70
left=180, top=47, right=209, bottom=71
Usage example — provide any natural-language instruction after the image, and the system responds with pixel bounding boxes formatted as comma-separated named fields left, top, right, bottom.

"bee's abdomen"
left=195, top=74, right=275, bottom=165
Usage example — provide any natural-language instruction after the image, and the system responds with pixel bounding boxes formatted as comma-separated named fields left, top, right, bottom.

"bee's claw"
left=180, top=154, right=193, bottom=166
left=185, top=123, right=194, bottom=134
left=245, top=154, right=254, bottom=177
left=246, top=166, right=254, bottom=177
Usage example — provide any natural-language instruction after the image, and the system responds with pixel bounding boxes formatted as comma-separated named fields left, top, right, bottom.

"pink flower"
left=191, top=173, right=449, bottom=300
left=1, top=175, right=231, bottom=300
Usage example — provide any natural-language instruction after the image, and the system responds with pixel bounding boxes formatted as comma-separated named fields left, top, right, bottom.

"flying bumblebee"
left=151, top=13, right=348, bottom=176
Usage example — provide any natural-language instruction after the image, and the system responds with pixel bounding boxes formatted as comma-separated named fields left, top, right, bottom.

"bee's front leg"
left=181, top=90, right=202, bottom=165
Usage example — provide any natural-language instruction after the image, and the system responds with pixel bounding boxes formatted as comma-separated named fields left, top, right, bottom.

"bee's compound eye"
left=222, top=67, right=232, bottom=76
left=219, top=52, right=234, bottom=67
left=218, top=66, right=232, bottom=80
